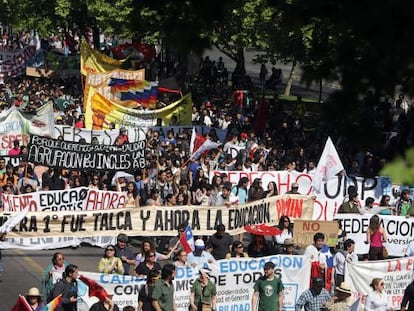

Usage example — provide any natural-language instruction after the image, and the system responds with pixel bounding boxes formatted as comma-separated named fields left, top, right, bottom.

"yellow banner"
left=2, top=195, right=314, bottom=238
left=81, top=40, right=127, bottom=75
left=84, top=85, right=192, bottom=129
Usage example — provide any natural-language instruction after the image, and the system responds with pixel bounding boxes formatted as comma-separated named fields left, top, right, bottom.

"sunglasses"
left=106, top=248, right=115, bottom=251
left=379, top=282, right=384, bottom=286
left=147, top=254, right=155, bottom=258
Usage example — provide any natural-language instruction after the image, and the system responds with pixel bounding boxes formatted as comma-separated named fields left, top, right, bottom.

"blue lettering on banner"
left=220, top=256, right=303, bottom=273
left=175, top=267, right=195, bottom=280
left=100, top=274, right=145, bottom=284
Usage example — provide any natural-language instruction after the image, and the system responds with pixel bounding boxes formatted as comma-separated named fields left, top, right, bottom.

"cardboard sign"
left=293, top=220, right=338, bottom=247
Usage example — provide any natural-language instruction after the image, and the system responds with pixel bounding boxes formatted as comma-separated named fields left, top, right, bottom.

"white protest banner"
left=0, top=235, right=116, bottom=250
left=0, top=187, right=128, bottom=212
left=346, top=257, right=414, bottom=309
left=335, top=214, right=414, bottom=257
left=0, top=195, right=314, bottom=238
left=213, top=170, right=393, bottom=221
left=28, top=135, right=146, bottom=171
left=0, top=104, right=54, bottom=155
left=78, top=255, right=311, bottom=311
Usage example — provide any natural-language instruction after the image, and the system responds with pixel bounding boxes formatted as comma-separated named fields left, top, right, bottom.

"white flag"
left=189, top=127, right=196, bottom=154
left=312, top=137, right=344, bottom=193
left=0, top=206, right=30, bottom=234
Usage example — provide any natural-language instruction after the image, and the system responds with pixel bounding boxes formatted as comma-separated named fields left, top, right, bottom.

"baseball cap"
left=117, top=233, right=128, bottom=242
left=194, top=239, right=205, bottom=249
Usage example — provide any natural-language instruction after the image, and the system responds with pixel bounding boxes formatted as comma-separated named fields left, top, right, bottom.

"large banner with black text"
left=335, top=214, right=414, bottom=257
left=28, top=135, right=146, bottom=171
left=0, top=194, right=314, bottom=239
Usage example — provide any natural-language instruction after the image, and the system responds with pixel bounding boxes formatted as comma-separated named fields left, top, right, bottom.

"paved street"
left=0, top=244, right=142, bottom=310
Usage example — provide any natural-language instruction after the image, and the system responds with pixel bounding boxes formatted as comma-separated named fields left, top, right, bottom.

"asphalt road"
left=0, top=244, right=142, bottom=310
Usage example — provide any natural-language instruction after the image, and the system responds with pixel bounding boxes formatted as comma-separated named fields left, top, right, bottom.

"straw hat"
left=284, top=238, right=294, bottom=246
left=336, top=282, right=352, bottom=295
left=27, top=287, right=42, bottom=297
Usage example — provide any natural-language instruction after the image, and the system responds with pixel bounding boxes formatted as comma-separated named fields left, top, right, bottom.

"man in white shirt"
left=187, top=239, right=216, bottom=268
left=215, top=182, right=239, bottom=207
left=332, top=239, right=358, bottom=286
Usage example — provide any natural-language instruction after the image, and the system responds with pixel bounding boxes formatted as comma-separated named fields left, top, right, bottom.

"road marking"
left=15, top=249, right=45, bottom=274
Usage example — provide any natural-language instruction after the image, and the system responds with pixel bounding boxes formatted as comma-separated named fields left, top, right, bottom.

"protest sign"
left=0, top=45, right=37, bottom=81
left=76, top=255, right=310, bottom=311
left=335, top=214, right=414, bottom=257
left=27, top=135, right=146, bottom=171
left=213, top=170, right=397, bottom=221
left=0, top=195, right=314, bottom=238
left=0, top=187, right=128, bottom=212
left=346, top=257, right=414, bottom=309
left=0, top=104, right=54, bottom=155
left=0, top=235, right=116, bottom=250
left=53, top=124, right=227, bottom=145
left=293, top=220, right=338, bottom=247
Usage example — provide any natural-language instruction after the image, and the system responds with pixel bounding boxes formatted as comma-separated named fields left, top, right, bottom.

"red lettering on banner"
left=1, top=193, right=37, bottom=211
left=86, top=190, right=126, bottom=210
left=387, top=260, right=402, bottom=272
left=392, top=296, right=402, bottom=307
left=406, top=258, right=413, bottom=271
left=277, top=174, right=291, bottom=194
left=276, top=198, right=303, bottom=218
left=296, top=174, right=313, bottom=195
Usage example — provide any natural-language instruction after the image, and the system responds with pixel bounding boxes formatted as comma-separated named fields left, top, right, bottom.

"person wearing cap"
left=89, top=287, right=120, bottom=311
left=25, top=287, right=45, bottom=311
left=138, top=271, right=161, bottom=311
left=323, top=282, right=353, bottom=311
left=114, top=233, right=135, bottom=275
left=295, top=277, right=331, bottom=311
left=282, top=238, right=296, bottom=255
left=285, top=182, right=301, bottom=194
left=332, top=239, right=358, bottom=287
left=252, top=262, right=284, bottom=311
left=187, top=239, right=216, bottom=268
left=190, top=267, right=217, bottom=311
left=226, top=241, right=248, bottom=259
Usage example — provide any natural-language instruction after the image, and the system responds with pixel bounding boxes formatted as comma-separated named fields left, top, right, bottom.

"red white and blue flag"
left=180, top=225, right=195, bottom=254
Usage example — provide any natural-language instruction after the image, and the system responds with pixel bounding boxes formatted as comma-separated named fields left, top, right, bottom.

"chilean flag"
left=180, top=225, right=195, bottom=254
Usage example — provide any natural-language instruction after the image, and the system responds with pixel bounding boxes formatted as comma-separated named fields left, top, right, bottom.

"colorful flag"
left=180, top=225, right=195, bottom=254
left=10, top=295, right=31, bottom=311
left=44, top=294, right=62, bottom=311
left=311, top=136, right=344, bottom=193
left=79, top=275, right=109, bottom=302
left=190, top=139, right=221, bottom=160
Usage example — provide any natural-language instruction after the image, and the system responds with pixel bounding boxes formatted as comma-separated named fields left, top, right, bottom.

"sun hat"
left=336, top=282, right=352, bottom=295
left=26, top=287, right=42, bottom=297
left=284, top=238, right=294, bottom=246
left=194, top=239, right=205, bottom=249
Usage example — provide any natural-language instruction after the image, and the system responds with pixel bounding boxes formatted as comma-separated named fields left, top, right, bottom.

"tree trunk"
left=284, top=60, right=297, bottom=96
